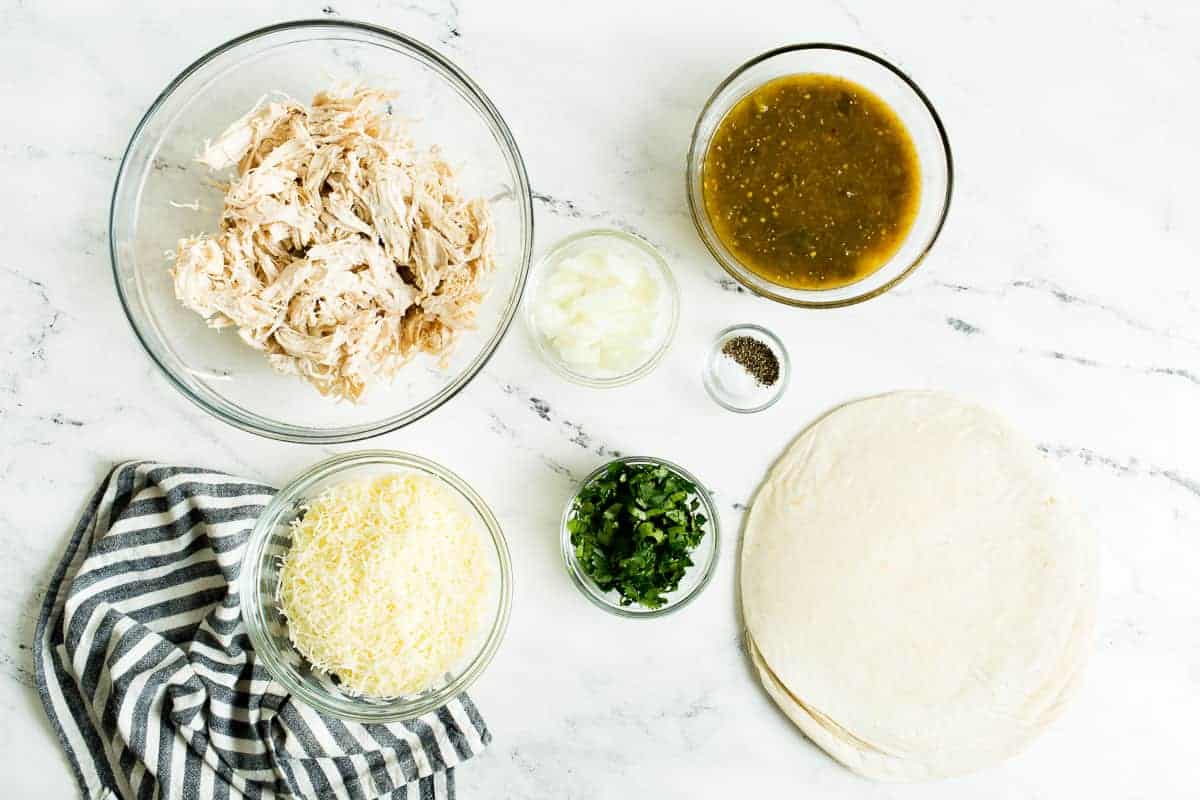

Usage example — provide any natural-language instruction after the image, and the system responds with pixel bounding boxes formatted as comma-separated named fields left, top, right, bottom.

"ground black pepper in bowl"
left=721, top=335, right=780, bottom=387
left=703, top=324, right=790, bottom=413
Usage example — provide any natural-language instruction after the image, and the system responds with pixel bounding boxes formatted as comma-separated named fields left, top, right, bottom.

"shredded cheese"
left=276, top=472, right=491, bottom=697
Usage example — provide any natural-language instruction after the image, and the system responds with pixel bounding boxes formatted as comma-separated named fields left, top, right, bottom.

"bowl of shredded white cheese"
left=240, top=450, right=512, bottom=722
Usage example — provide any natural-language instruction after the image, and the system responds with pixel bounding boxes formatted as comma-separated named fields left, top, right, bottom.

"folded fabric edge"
left=33, top=461, right=150, bottom=798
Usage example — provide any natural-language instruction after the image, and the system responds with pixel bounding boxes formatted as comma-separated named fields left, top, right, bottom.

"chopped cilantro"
left=567, top=461, right=708, bottom=608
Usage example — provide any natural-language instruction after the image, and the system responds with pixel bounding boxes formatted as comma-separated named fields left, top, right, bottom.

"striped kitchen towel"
left=34, top=461, right=490, bottom=800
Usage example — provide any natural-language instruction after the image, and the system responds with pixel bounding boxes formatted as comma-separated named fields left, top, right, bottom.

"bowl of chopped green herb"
left=561, top=456, right=720, bottom=617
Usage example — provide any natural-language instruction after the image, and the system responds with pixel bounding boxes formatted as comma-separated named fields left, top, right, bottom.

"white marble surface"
left=2, top=0, right=1198, bottom=796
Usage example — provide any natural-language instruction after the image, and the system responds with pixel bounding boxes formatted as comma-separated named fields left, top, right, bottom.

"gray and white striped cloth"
left=34, top=461, right=490, bottom=800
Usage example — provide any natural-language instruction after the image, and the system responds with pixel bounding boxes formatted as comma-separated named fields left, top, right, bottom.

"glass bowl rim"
left=239, top=449, right=513, bottom=722
left=524, top=228, right=681, bottom=388
left=702, top=323, right=791, bottom=414
left=685, top=42, right=954, bottom=308
left=559, top=455, right=720, bottom=619
left=110, top=18, right=535, bottom=443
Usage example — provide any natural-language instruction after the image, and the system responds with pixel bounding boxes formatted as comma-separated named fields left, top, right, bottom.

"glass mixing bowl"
left=240, top=450, right=512, bottom=722
left=111, top=20, right=533, bottom=442
left=687, top=44, right=953, bottom=308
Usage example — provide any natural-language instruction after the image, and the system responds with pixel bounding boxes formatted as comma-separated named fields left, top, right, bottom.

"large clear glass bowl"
left=111, top=20, right=533, bottom=442
left=687, top=44, right=953, bottom=308
left=240, top=450, right=512, bottom=722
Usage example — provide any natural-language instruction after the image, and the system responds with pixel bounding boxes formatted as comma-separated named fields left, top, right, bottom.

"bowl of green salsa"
left=687, top=43, right=953, bottom=308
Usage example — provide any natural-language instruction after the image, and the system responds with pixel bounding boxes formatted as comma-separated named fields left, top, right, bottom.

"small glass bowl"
left=703, top=324, right=791, bottom=413
left=239, top=450, right=512, bottom=722
left=560, top=456, right=720, bottom=618
left=686, top=43, right=953, bottom=308
left=526, top=229, right=680, bottom=387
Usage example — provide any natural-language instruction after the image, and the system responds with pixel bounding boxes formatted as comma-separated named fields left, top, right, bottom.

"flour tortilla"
left=741, top=391, right=1096, bottom=781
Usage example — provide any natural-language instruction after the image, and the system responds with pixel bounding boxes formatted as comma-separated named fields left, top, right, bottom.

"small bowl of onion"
left=526, top=229, right=679, bottom=387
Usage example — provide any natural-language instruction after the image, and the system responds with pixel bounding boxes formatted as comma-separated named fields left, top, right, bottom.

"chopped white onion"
left=534, top=244, right=665, bottom=378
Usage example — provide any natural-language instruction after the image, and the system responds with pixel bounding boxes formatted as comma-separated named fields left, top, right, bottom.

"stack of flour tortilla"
left=740, top=392, right=1096, bottom=781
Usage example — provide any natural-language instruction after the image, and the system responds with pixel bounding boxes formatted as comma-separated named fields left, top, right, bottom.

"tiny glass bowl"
left=560, top=456, right=720, bottom=618
left=525, top=229, right=680, bottom=388
left=703, top=324, right=791, bottom=413
left=240, top=450, right=512, bottom=722
left=686, top=43, right=953, bottom=308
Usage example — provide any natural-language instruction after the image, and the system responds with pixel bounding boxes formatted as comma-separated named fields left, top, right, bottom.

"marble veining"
left=2, top=1, right=1198, bottom=797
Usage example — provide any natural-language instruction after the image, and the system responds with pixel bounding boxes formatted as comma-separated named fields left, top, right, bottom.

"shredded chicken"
left=171, top=86, right=496, bottom=402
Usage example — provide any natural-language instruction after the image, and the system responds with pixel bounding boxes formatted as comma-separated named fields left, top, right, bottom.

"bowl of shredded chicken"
left=112, top=22, right=533, bottom=441
left=174, top=85, right=496, bottom=403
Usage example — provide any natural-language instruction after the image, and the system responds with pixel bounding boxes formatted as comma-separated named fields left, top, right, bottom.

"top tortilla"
left=740, top=391, right=1096, bottom=781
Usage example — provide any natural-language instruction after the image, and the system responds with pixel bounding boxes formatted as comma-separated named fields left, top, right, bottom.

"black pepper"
left=721, top=336, right=780, bottom=387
